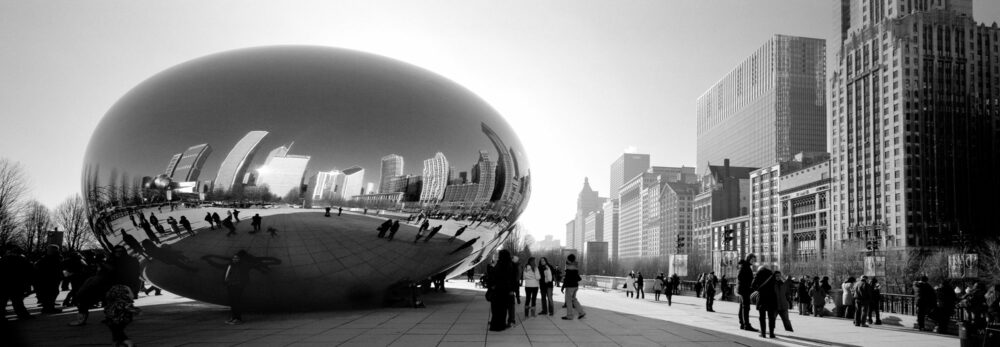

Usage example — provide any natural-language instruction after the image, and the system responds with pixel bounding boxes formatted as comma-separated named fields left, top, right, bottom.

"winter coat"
left=562, top=264, right=581, bottom=288
left=224, top=261, right=250, bottom=288
left=854, top=281, right=874, bottom=304
left=842, top=281, right=856, bottom=305
left=653, top=276, right=664, bottom=291
left=797, top=281, right=810, bottom=304
left=522, top=266, right=540, bottom=288
left=750, top=267, right=776, bottom=310
left=538, top=265, right=553, bottom=288
left=0, top=254, right=33, bottom=292
left=775, top=279, right=790, bottom=311
left=736, top=261, right=754, bottom=295
left=913, top=281, right=936, bottom=309
left=809, top=285, right=827, bottom=306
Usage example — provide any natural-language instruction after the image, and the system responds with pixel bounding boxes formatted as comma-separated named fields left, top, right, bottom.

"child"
left=104, top=284, right=139, bottom=346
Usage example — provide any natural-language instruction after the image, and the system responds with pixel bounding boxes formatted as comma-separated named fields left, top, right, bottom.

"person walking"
left=653, top=273, right=664, bottom=301
left=376, top=219, right=392, bottom=238
left=337, top=207, right=342, bottom=216
left=148, top=212, right=159, bottom=227
left=0, top=246, right=34, bottom=320
left=61, top=252, right=91, bottom=307
left=166, top=216, right=182, bottom=237
left=232, top=209, right=240, bottom=223
left=705, top=272, right=717, bottom=312
left=522, top=257, right=540, bottom=318
left=224, top=250, right=251, bottom=325
left=538, top=257, right=554, bottom=316
left=773, top=271, right=794, bottom=333
left=251, top=214, right=262, bottom=233
left=913, top=275, right=936, bottom=331
left=448, top=225, right=468, bottom=242
left=751, top=265, right=776, bottom=338
left=695, top=273, right=704, bottom=298
left=140, top=220, right=160, bottom=244
left=868, top=277, right=882, bottom=325
left=560, top=254, right=585, bottom=320
left=720, top=275, right=730, bottom=301
left=736, top=254, right=758, bottom=332
left=222, top=216, right=237, bottom=236
left=809, top=277, right=826, bottom=317
left=179, top=216, right=195, bottom=236
left=664, top=273, right=674, bottom=306
left=204, top=212, right=215, bottom=230
left=487, top=250, right=516, bottom=331
left=103, top=284, right=138, bottom=347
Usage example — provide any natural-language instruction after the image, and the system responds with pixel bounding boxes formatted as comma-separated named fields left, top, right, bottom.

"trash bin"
left=959, top=322, right=981, bottom=347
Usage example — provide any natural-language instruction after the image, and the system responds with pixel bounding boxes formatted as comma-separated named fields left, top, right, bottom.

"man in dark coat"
left=34, top=245, right=64, bottom=313
left=736, top=253, right=757, bottom=331
left=913, top=275, right=936, bottom=331
left=204, top=212, right=215, bottom=230
left=854, top=275, right=873, bottom=327
left=1, top=247, right=34, bottom=319
left=179, top=216, right=195, bottom=236
left=377, top=219, right=392, bottom=238
left=935, top=280, right=957, bottom=334
left=223, top=216, right=237, bottom=236
left=705, top=272, right=718, bottom=312
left=386, top=220, right=400, bottom=241
left=750, top=264, right=776, bottom=338
left=423, top=225, right=443, bottom=242
left=212, top=212, right=222, bottom=227
left=250, top=214, right=262, bottom=233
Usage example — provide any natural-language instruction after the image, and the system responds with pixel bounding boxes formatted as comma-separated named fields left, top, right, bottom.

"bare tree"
left=55, top=194, right=94, bottom=251
left=21, top=200, right=52, bottom=253
left=0, top=158, right=30, bottom=247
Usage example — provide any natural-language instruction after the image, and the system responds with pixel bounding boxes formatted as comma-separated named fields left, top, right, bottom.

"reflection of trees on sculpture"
left=201, top=253, right=281, bottom=273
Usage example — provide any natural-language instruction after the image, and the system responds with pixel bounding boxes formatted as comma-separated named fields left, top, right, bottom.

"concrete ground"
left=4, top=280, right=958, bottom=346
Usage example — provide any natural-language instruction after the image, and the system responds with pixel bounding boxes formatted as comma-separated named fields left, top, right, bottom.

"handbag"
left=750, top=290, right=760, bottom=305
left=622, top=283, right=628, bottom=289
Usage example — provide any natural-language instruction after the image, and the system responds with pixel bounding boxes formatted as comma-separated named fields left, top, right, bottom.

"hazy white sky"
left=3, top=0, right=999, bottom=244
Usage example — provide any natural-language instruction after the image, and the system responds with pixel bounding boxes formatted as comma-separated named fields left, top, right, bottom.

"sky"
left=3, top=0, right=1000, bottom=245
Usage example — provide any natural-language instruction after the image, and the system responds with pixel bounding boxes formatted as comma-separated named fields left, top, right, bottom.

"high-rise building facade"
left=573, top=178, right=603, bottom=252
left=472, top=150, right=497, bottom=206
left=333, top=166, right=365, bottom=201
left=610, top=154, right=651, bottom=200
left=420, top=152, right=449, bottom=203
left=256, top=144, right=311, bottom=199
left=164, top=153, right=182, bottom=177
left=617, top=166, right=693, bottom=259
left=830, top=0, right=1000, bottom=249
left=778, top=159, right=831, bottom=266
left=565, top=219, right=576, bottom=251
left=379, top=154, right=404, bottom=194
left=308, top=170, right=341, bottom=202
left=583, top=210, right=603, bottom=243
left=692, top=161, right=756, bottom=266
left=602, top=200, right=619, bottom=261
left=172, top=144, right=212, bottom=182
left=696, top=35, right=827, bottom=175
left=662, top=181, right=700, bottom=260
left=214, top=130, right=268, bottom=192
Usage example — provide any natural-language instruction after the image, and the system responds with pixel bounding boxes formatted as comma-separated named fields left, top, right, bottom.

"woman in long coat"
left=750, top=265, right=776, bottom=338
left=487, top=250, right=517, bottom=331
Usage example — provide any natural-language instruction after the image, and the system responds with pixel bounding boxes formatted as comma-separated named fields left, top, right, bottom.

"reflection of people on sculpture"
left=377, top=219, right=392, bottom=238
left=232, top=209, right=240, bottom=223
left=139, top=222, right=160, bottom=244
left=153, top=221, right=167, bottom=235
left=223, top=216, right=237, bottom=236
left=267, top=226, right=278, bottom=237
left=325, top=207, right=331, bottom=217
left=204, top=212, right=215, bottom=230
left=419, top=220, right=430, bottom=233
left=179, top=216, right=195, bottom=236
left=212, top=212, right=222, bottom=227
left=337, top=207, right=342, bottom=216
left=224, top=250, right=250, bottom=325
left=386, top=220, right=400, bottom=241
left=202, top=252, right=280, bottom=274
left=449, top=237, right=479, bottom=255
left=166, top=216, right=182, bottom=237
left=423, top=225, right=443, bottom=243
left=148, top=212, right=158, bottom=226
left=448, top=225, right=469, bottom=242
left=250, top=214, right=262, bottom=233
left=120, top=229, right=147, bottom=259
left=140, top=240, right=198, bottom=272
left=128, top=214, right=138, bottom=228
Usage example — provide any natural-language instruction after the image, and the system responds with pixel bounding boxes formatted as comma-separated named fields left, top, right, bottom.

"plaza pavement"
left=4, top=280, right=957, bottom=346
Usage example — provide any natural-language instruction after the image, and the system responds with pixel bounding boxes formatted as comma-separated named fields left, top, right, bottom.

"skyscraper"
left=830, top=0, right=1000, bottom=249
left=172, top=143, right=212, bottom=182
left=618, top=166, right=697, bottom=259
left=696, top=34, right=827, bottom=175
left=329, top=166, right=365, bottom=201
left=471, top=150, right=497, bottom=206
left=164, top=153, right=182, bottom=177
left=379, top=154, right=404, bottom=194
left=482, top=123, right=517, bottom=202
left=602, top=200, right=619, bottom=261
left=214, top=130, right=268, bottom=192
left=420, top=152, right=449, bottom=203
left=255, top=143, right=310, bottom=199
left=610, top=153, right=650, bottom=201
left=308, top=170, right=341, bottom=201
left=573, top=178, right=603, bottom=252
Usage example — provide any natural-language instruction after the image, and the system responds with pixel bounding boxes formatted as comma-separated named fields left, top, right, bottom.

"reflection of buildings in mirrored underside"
left=82, top=46, right=530, bottom=310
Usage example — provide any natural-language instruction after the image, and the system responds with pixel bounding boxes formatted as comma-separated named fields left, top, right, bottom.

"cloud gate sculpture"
left=82, top=46, right=530, bottom=310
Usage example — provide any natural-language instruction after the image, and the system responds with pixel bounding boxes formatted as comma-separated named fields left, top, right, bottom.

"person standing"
left=705, top=272, right=718, bottom=312
left=664, top=273, right=674, bottom=306
left=913, top=275, right=936, bottom=331
left=853, top=275, right=873, bottom=327
left=773, top=271, right=794, bottom=332
left=560, top=254, right=585, bottom=320
left=538, top=257, right=554, bottom=316
left=103, top=284, right=138, bottom=347
left=736, top=254, right=757, bottom=332
left=337, top=207, right=342, bottom=216
left=376, top=219, right=392, bottom=238
left=508, top=256, right=521, bottom=326
left=166, top=216, right=182, bottom=237
left=34, top=245, right=64, bottom=314
left=553, top=266, right=563, bottom=288
left=224, top=250, right=251, bottom=325
left=695, top=273, right=704, bottom=298
left=841, top=277, right=857, bottom=319
left=653, top=273, right=664, bottom=301
left=635, top=272, right=645, bottom=299
left=868, top=277, right=882, bottom=325
left=232, top=209, right=240, bottom=223
left=487, top=250, right=516, bottom=331
left=809, top=277, right=826, bottom=317
left=625, top=272, right=635, bottom=298
left=522, top=257, right=540, bottom=318
left=148, top=213, right=159, bottom=227
left=720, top=275, right=730, bottom=301
left=179, top=216, right=195, bottom=237
left=251, top=214, right=262, bottom=233
left=796, top=278, right=811, bottom=316
left=0, top=247, right=34, bottom=320
left=751, top=265, right=777, bottom=338
left=212, top=212, right=222, bottom=228
left=140, top=220, right=160, bottom=244
left=325, top=207, right=331, bottom=217
left=934, top=280, right=957, bottom=334
left=61, top=252, right=91, bottom=307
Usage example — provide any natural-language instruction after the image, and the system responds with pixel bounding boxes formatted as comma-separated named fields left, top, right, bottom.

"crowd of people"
left=482, top=251, right=580, bottom=331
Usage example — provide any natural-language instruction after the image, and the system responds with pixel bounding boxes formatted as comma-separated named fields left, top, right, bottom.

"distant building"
left=442, top=183, right=480, bottom=207
left=215, top=130, right=268, bottom=192
left=164, top=153, right=182, bottom=177
left=692, top=160, right=755, bottom=266
left=573, top=178, right=604, bottom=252
left=255, top=144, right=310, bottom=199
left=602, top=200, right=619, bottom=261
left=618, top=166, right=697, bottom=259
left=379, top=154, right=404, bottom=194
left=584, top=241, right=609, bottom=275
left=565, top=220, right=575, bottom=252
left=307, top=170, right=341, bottom=203
left=662, top=181, right=700, bottom=260
left=777, top=158, right=830, bottom=268
left=471, top=150, right=497, bottom=206
left=696, top=35, right=826, bottom=175
left=583, top=210, right=603, bottom=243
left=482, top=123, right=517, bottom=203
left=536, top=235, right=561, bottom=250
left=610, top=153, right=650, bottom=201
left=172, top=144, right=212, bottom=182
left=420, top=152, right=449, bottom=203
